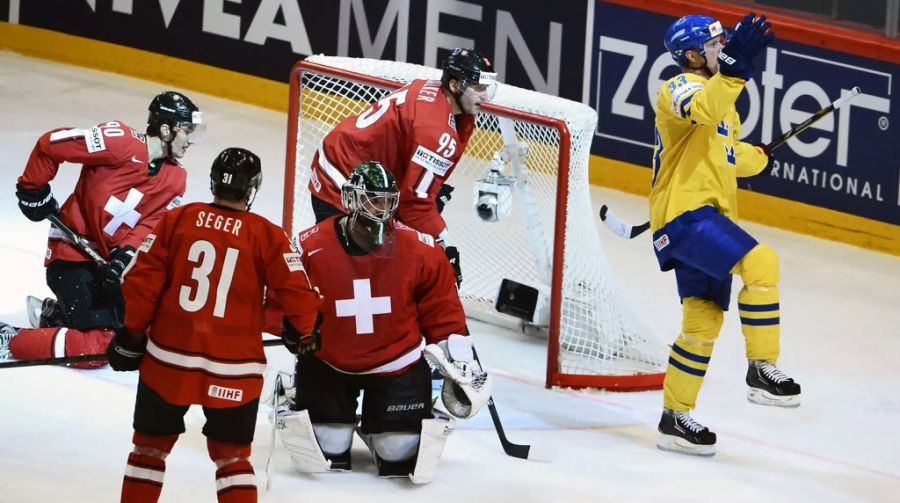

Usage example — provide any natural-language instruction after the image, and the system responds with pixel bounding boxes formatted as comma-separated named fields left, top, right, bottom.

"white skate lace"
left=759, top=362, right=790, bottom=383
left=676, top=412, right=705, bottom=433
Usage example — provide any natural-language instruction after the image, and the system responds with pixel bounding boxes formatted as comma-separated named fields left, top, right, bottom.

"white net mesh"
left=287, top=55, right=666, bottom=387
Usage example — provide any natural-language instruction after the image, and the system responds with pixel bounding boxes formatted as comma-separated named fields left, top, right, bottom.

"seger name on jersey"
left=196, top=210, right=242, bottom=236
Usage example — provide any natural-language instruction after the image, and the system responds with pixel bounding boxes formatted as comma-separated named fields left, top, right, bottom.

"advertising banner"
left=8, top=0, right=589, bottom=102
left=592, top=2, right=898, bottom=225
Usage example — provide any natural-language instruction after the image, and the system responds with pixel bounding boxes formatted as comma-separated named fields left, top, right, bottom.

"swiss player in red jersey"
left=308, top=48, right=496, bottom=246
left=105, top=148, right=322, bottom=503
left=276, top=161, right=493, bottom=484
left=0, top=92, right=204, bottom=368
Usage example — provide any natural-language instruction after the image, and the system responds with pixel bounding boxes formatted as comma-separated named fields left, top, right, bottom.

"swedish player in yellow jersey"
left=651, top=13, right=801, bottom=456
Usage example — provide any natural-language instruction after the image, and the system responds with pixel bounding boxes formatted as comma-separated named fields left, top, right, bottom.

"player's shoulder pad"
left=664, top=74, right=705, bottom=119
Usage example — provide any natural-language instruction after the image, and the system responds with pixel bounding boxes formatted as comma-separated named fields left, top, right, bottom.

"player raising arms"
left=650, top=13, right=801, bottom=456
left=0, top=91, right=204, bottom=367
left=106, top=148, right=322, bottom=503
left=276, top=161, right=492, bottom=484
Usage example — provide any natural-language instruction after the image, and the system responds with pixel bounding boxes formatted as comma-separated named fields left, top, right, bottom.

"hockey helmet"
left=664, top=15, right=725, bottom=66
left=210, top=147, right=262, bottom=207
left=341, top=161, right=399, bottom=245
left=441, top=48, right=497, bottom=94
left=147, top=91, right=206, bottom=142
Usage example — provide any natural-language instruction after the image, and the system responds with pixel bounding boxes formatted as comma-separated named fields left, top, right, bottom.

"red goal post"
left=283, top=56, right=666, bottom=391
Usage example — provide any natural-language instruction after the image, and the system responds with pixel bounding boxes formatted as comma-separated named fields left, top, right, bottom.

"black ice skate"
left=26, top=296, right=64, bottom=328
left=746, top=360, right=801, bottom=408
left=656, top=408, right=716, bottom=456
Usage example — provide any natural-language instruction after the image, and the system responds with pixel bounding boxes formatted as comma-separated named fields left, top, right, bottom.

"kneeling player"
left=276, top=161, right=492, bottom=484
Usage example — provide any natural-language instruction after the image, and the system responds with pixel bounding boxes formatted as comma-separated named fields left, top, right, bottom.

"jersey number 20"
left=179, top=240, right=239, bottom=318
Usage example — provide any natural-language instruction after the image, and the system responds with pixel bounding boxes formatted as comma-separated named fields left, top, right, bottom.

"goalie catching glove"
left=424, top=334, right=493, bottom=419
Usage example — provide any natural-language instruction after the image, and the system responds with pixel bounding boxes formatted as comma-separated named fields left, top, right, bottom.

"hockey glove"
left=718, top=13, right=775, bottom=80
left=436, top=184, right=454, bottom=214
left=99, top=246, right=136, bottom=305
left=444, top=246, right=462, bottom=287
left=106, top=328, right=146, bottom=371
left=283, top=316, right=320, bottom=356
left=424, top=334, right=493, bottom=419
left=15, top=183, right=59, bottom=222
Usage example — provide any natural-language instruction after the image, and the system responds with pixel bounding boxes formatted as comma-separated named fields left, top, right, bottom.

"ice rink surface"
left=1, top=52, right=898, bottom=502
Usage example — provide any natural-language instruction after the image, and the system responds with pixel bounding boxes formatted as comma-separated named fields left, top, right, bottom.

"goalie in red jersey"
left=0, top=91, right=204, bottom=368
left=275, top=161, right=493, bottom=484
left=106, top=148, right=322, bottom=503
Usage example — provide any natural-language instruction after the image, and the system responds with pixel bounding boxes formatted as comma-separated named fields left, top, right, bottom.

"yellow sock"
left=663, top=298, right=723, bottom=411
left=734, top=244, right=780, bottom=362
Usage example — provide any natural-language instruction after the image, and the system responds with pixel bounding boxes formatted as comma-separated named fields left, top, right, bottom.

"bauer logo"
left=653, top=234, right=670, bottom=251
left=84, top=127, right=106, bottom=153
left=387, top=403, right=425, bottom=412
left=208, top=385, right=243, bottom=402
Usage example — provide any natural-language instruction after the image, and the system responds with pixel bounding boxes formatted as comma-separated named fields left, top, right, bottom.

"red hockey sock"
left=209, top=440, right=256, bottom=503
left=120, top=433, right=178, bottom=503
left=8, top=327, right=114, bottom=369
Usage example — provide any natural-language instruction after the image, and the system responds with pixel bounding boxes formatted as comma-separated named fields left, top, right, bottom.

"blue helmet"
left=664, top=15, right=725, bottom=66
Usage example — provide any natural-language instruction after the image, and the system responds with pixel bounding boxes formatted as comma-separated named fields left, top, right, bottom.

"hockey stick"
left=471, top=347, right=555, bottom=462
left=46, top=213, right=108, bottom=266
left=600, top=86, right=862, bottom=240
left=0, top=338, right=284, bottom=369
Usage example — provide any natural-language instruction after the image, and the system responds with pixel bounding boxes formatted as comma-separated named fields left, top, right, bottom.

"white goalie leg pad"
left=277, top=409, right=331, bottom=473
left=410, top=411, right=456, bottom=485
left=424, top=334, right=493, bottom=419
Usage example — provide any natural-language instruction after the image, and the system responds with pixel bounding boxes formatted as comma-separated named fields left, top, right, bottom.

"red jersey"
left=18, top=121, right=186, bottom=264
left=298, top=217, right=467, bottom=374
left=308, top=79, right=476, bottom=240
left=123, top=202, right=322, bottom=407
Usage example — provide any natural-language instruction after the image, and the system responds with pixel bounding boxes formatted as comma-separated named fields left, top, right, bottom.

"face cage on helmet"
left=353, top=189, right=399, bottom=223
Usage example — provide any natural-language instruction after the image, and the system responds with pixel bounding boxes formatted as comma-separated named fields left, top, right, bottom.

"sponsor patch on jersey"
left=299, top=225, right=319, bottom=242
left=416, top=231, right=435, bottom=247
left=84, top=127, right=106, bottom=153
left=208, top=385, right=243, bottom=402
left=130, top=128, right=146, bottom=143
left=166, top=196, right=182, bottom=211
left=448, top=114, right=456, bottom=130
left=670, top=82, right=704, bottom=118
left=653, top=233, right=670, bottom=251
left=412, top=145, right=454, bottom=176
left=283, top=252, right=305, bottom=272
left=139, top=234, right=156, bottom=253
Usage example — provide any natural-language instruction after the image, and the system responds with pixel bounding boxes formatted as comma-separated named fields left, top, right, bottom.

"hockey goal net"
left=283, top=55, right=666, bottom=390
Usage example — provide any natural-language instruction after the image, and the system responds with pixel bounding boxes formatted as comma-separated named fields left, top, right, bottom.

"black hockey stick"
left=46, top=213, right=108, bottom=266
left=0, top=338, right=284, bottom=369
left=600, top=86, right=862, bottom=240
left=471, top=347, right=554, bottom=462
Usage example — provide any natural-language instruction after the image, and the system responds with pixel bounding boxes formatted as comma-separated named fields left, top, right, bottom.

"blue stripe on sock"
left=671, top=343, right=710, bottom=364
left=738, top=302, right=780, bottom=312
left=667, top=356, right=707, bottom=377
left=740, top=317, right=780, bottom=326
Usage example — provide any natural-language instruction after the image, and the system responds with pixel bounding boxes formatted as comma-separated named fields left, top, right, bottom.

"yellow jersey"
left=649, top=72, right=768, bottom=231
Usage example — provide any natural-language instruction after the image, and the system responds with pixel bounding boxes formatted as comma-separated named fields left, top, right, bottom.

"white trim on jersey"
left=146, top=339, right=267, bottom=377
left=325, top=339, right=426, bottom=375
left=316, top=145, right=348, bottom=188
